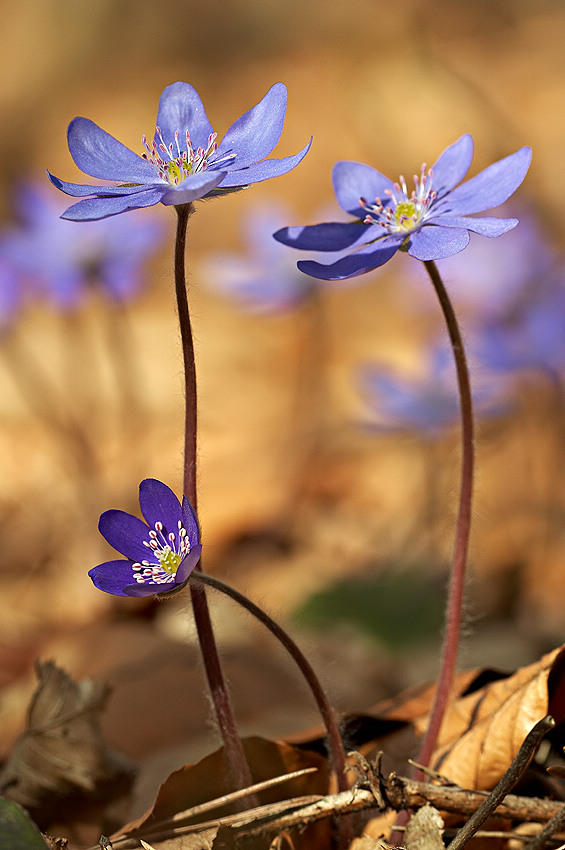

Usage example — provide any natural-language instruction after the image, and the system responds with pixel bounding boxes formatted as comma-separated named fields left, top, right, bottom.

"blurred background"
left=1, top=0, right=565, bottom=835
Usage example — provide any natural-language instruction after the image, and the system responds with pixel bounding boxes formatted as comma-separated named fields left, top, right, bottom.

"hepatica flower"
left=359, top=346, right=506, bottom=436
left=89, top=478, right=202, bottom=597
left=49, top=82, right=311, bottom=220
left=204, top=201, right=318, bottom=313
left=2, top=182, right=164, bottom=307
left=274, top=135, right=531, bottom=280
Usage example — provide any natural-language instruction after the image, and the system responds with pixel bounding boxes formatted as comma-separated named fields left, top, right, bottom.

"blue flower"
left=49, top=82, right=311, bottom=221
left=359, top=346, right=506, bottom=436
left=274, top=135, right=531, bottom=280
left=1, top=182, right=164, bottom=308
left=89, top=479, right=202, bottom=598
left=476, top=274, right=565, bottom=377
left=203, top=201, right=318, bottom=313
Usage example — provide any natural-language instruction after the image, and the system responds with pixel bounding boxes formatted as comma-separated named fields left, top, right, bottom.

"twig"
left=446, top=716, right=556, bottom=850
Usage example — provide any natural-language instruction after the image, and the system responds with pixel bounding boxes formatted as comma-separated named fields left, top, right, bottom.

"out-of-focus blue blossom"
left=203, top=202, right=318, bottom=313
left=427, top=204, right=555, bottom=319
left=476, top=274, right=565, bottom=378
left=274, top=135, right=531, bottom=280
left=89, top=478, right=202, bottom=598
left=0, top=259, right=22, bottom=331
left=358, top=345, right=507, bottom=436
left=48, top=82, right=311, bottom=220
left=1, top=182, right=165, bottom=309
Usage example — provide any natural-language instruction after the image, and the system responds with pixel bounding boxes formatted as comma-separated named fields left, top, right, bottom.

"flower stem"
left=416, top=259, right=475, bottom=772
left=190, top=571, right=349, bottom=794
left=174, top=203, right=253, bottom=794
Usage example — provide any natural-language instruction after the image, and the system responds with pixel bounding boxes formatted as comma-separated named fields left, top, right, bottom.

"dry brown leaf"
left=0, top=659, right=136, bottom=817
left=424, top=646, right=565, bottom=788
left=113, top=736, right=330, bottom=850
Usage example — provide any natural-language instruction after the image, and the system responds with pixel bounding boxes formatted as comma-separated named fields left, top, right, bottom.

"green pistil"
left=157, top=548, right=183, bottom=574
left=395, top=200, right=416, bottom=224
left=167, top=161, right=183, bottom=183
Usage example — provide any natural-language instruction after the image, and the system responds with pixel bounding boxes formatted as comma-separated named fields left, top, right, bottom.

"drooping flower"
left=89, top=478, right=202, bottom=597
left=1, top=182, right=164, bottom=308
left=274, top=135, right=531, bottom=280
left=203, top=201, right=318, bottom=313
left=358, top=345, right=507, bottom=436
left=49, top=82, right=311, bottom=221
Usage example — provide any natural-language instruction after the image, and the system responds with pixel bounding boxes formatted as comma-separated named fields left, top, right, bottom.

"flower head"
left=1, top=182, right=164, bottom=308
left=274, top=135, right=531, bottom=280
left=49, top=82, right=311, bottom=221
left=359, top=345, right=507, bottom=436
left=203, top=201, right=318, bottom=313
left=89, top=478, right=202, bottom=597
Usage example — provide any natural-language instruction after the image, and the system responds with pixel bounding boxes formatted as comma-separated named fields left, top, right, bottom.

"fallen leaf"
left=427, top=645, right=565, bottom=787
left=0, top=660, right=136, bottom=819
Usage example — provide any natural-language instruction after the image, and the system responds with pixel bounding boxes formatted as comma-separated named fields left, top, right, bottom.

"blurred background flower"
left=1, top=181, right=165, bottom=310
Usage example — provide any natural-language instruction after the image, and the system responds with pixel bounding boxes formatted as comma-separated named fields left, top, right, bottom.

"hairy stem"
left=190, top=571, right=349, bottom=794
left=174, top=203, right=253, bottom=793
left=416, top=259, right=475, bottom=772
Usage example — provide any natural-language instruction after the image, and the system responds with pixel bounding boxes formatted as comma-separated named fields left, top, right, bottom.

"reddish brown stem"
left=174, top=204, right=253, bottom=794
left=415, top=259, right=475, bottom=772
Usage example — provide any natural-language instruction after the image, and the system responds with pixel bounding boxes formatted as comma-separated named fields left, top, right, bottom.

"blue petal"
left=216, top=139, right=312, bottom=188
left=217, top=83, right=287, bottom=170
left=297, top=236, right=402, bottom=280
left=89, top=559, right=137, bottom=597
left=435, top=147, right=532, bottom=216
left=67, top=118, right=156, bottom=182
left=332, top=161, right=394, bottom=217
left=175, top=544, right=202, bottom=582
left=432, top=215, right=519, bottom=237
left=98, top=509, right=153, bottom=562
left=431, top=135, right=474, bottom=197
left=159, top=170, right=227, bottom=205
left=182, top=496, right=201, bottom=547
left=61, top=188, right=165, bottom=220
left=154, top=82, right=214, bottom=154
left=407, top=225, right=470, bottom=260
left=138, top=478, right=182, bottom=535
left=47, top=172, right=153, bottom=198
left=273, top=221, right=372, bottom=252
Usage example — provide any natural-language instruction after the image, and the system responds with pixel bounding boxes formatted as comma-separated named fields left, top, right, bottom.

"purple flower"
left=203, top=201, right=317, bottom=313
left=49, top=82, right=311, bottom=221
left=274, top=135, right=531, bottom=280
left=359, top=346, right=506, bottom=436
left=0, top=259, right=22, bottom=330
left=476, top=274, right=565, bottom=377
left=2, top=182, right=164, bottom=308
left=89, top=478, right=202, bottom=598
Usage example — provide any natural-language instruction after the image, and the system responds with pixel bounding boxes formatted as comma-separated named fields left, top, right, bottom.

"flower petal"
left=98, top=509, right=153, bottom=562
left=435, top=147, right=532, bottom=216
left=122, top=581, right=170, bottom=598
left=332, top=161, right=394, bottom=216
left=47, top=172, right=153, bottom=198
left=216, top=139, right=312, bottom=188
left=67, top=118, right=156, bottom=182
left=154, top=82, right=214, bottom=154
left=431, top=135, right=474, bottom=197
left=216, top=83, right=287, bottom=169
left=297, top=236, right=402, bottom=280
left=273, top=221, right=372, bottom=252
left=408, top=225, right=470, bottom=260
left=175, top=544, right=202, bottom=583
left=61, top=188, right=165, bottom=221
left=432, top=215, right=519, bottom=237
left=88, top=559, right=137, bottom=597
left=182, top=496, right=201, bottom=547
left=138, top=478, right=182, bottom=535
left=159, top=170, right=227, bottom=205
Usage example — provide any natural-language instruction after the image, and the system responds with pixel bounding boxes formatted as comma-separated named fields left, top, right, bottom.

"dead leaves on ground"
left=7, top=645, right=565, bottom=847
